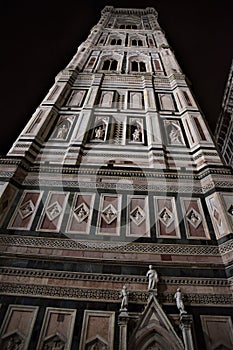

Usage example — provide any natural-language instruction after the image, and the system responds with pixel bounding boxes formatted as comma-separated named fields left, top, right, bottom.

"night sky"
left=0, top=0, right=232, bottom=155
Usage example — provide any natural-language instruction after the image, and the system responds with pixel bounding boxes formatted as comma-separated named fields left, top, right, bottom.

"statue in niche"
left=119, top=285, right=129, bottom=310
left=174, top=288, right=187, bottom=315
left=169, top=126, right=183, bottom=144
left=56, top=123, right=69, bottom=139
left=94, top=125, right=105, bottom=140
left=146, top=265, right=159, bottom=291
left=132, top=126, right=141, bottom=142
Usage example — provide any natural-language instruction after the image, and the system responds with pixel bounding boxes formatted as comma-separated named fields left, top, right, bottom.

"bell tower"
left=0, top=6, right=232, bottom=350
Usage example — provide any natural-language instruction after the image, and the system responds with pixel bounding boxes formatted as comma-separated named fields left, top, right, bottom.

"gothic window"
left=132, top=39, right=143, bottom=46
left=120, top=24, right=138, bottom=29
left=153, top=59, right=162, bottom=71
left=110, top=38, right=122, bottom=45
left=182, top=90, right=193, bottom=106
left=193, top=116, right=207, bottom=141
left=102, top=59, right=118, bottom=71
left=129, top=92, right=144, bottom=109
left=131, top=61, right=146, bottom=72
left=66, top=90, right=86, bottom=107
left=120, top=24, right=125, bottom=29
left=86, top=57, right=96, bottom=69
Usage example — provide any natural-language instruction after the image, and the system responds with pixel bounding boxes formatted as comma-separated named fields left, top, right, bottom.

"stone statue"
left=169, top=127, right=182, bottom=144
left=95, top=126, right=104, bottom=139
left=56, top=123, right=68, bottom=139
left=132, top=127, right=141, bottom=141
left=174, top=288, right=187, bottom=314
left=146, top=265, right=158, bottom=290
left=119, top=285, right=129, bottom=310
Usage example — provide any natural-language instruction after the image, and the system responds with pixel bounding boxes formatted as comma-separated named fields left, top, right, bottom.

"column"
left=180, top=314, right=195, bottom=350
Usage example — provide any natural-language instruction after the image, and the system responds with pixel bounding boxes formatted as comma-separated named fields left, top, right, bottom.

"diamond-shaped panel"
left=46, top=201, right=62, bottom=221
left=74, top=202, right=89, bottom=223
left=227, top=204, right=233, bottom=216
left=130, top=206, right=145, bottom=226
left=213, top=206, right=222, bottom=226
left=186, top=208, right=202, bottom=228
left=19, top=200, right=35, bottom=219
left=101, top=204, right=117, bottom=224
left=159, top=207, right=174, bottom=227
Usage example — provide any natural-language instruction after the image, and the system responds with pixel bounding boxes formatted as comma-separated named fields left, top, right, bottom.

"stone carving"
left=2, top=333, right=24, bottom=350
left=187, top=208, right=202, bottom=228
left=101, top=204, right=117, bottom=224
left=56, top=123, right=69, bottom=139
left=130, top=206, right=145, bottom=226
left=46, top=201, right=62, bottom=221
left=74, top=202, right=89, bottom=223
left=146, top=265, right=158, bottom=291
left=95, top=126, right=105, bottom=140
left=86, top=337, right=108, bottom=350
left=119, top=285, right=129, bottom=310
left=42, top=334, right=65, bottom=350
left=19, top=200, right=35, bottom=219
left=132, top=126, right=141, bottom=141
left=227, top=205, right=233, bottom=216
left=174, top=288, right=187, bottom=315
left=169, top=126, right=183, bottom=144
left=159, top=207, right=174, bottom=227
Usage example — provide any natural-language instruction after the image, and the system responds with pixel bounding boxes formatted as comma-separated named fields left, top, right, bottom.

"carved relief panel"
left=205, top=193, right=232, bottom=239
left=158, top=93, right=175, bottom=111
left=79, top=310, right=115, bottom=350
left=8, top=190, right=43, bottom=230
left=66, top=90, right=87, bottom=107
left=154, top=196, right=180, bottom=238
left=37, top=192, right=69, bottom=232
left=180, top=198, right=210, bottom=239
left=66, top=193, right=95, bottom=234
left=36, top=308, right=76, bottom=350
left=97, top=194, right=122, bottom=236
left=127, top=195, right=150, bottom=237
left=164, top=120, right=185, bottom=146
left=0, top=305, right=38, bottom=350
left=200, top=315, right=233, bottom=350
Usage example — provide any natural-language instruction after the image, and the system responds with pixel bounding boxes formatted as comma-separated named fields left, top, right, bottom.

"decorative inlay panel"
left=154, top=197, right=180, bottom=238
left=37, top=192, right=69, bottom=232
left=8, top=191, right=43, bottom=230
left=180, top=198, right=210, bottom=239
left=66, top=193, right=94, bottom=234
left=127, top=195, right=149, bottom=237
left=97, top=194, right=121, bottom=235
left=0, top=305, right=38, bottom=350
left=79, top=310, right=115, bottom=350
left=36, top=308, right=76, bottom=350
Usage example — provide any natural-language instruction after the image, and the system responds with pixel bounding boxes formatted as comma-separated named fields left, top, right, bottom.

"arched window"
left=126, top=25, right=131, bottom=29
left=117, top=39, right=122, bottom=45
left=103, top=60, right=111, bottom=70
left=132, top=61, right=139, bottom=72
left=110, top=39, right=116, bottom=45
left=139, top=62, right=146, bottom=72
left=102, top=59, right=118, bottom=71
left=131, top=61, right=147, bottom=72
left=132, top=25, right=137, bottom=29
left=132, top=39, right=137, bottom=46
left=138, top=40, right=143, bottom=46
left=120, top=25, right=125, bottom=29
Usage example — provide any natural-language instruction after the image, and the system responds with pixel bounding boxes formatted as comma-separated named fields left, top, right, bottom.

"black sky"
left=0, top=0, right=232, bottom=155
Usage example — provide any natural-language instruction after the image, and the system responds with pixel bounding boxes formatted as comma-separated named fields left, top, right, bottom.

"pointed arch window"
left=102, top=59, right=118, bottom=71
left=132, top=39, right=143, bottom=46
left=131, top=61, right=146, bottom=72
left=110, top=38, right=122, bottom=45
